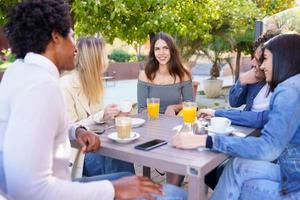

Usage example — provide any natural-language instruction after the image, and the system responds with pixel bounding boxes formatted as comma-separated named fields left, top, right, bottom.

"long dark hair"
left=145, top=32, right=191, bottom=82
left=263, top=33, right=300, bottom=91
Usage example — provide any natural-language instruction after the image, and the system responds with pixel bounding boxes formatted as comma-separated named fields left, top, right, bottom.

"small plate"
left=131, top=118, right=145, bottom=128
left=207, top=126, right=235, bottom=135
left=108, top=132, right=140, bottom=143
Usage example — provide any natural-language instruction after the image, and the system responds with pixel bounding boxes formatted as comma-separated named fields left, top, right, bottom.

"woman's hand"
left=104, top=104, right=120, bottom=120
left=197, top=108, right=215, bottom=118
left=164, top=105, right=176, bottom=116
left=172, top=132, right=207, bottom=149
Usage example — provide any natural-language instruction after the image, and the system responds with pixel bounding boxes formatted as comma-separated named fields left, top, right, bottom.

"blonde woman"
left=60, top=37, right=134, bottom=177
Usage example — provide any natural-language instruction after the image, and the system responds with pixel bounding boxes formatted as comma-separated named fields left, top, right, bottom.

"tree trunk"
left=235, top=49, right=241, bottom=82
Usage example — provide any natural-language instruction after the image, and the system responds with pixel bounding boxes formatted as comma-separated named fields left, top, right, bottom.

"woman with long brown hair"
left=137, top=32, right=193, bottom=185
left=137, top=32, right=193, bottom=116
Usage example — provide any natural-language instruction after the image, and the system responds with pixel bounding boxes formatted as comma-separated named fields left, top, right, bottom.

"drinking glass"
left=115, top=117, right=132, bottom=139
left=182, top=101, right=197, bottom=125
left=147, top=98, right=160, bottom=120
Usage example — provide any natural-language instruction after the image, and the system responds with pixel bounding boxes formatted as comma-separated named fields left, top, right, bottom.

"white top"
left=251, top=84, right=272, bottom=112
left=0, top=53, right=115, bottom=200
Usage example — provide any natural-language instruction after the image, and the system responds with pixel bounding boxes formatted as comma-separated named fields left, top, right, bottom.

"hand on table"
left=75, top=127, right=101, bottom=153
left=113, top=176, right=163, bottom=200
left=197, top=108, right=215, bottom=118
left=164, top=105, right=176, bottom=116
left=172, top=132, right=207, bottom=149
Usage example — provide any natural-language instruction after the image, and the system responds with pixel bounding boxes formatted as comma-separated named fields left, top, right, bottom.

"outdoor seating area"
left=1, top=1, right=300, bottom=200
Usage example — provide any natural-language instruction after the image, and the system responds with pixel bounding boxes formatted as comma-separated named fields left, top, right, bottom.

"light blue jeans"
left=76, top=172, right=187, bottom=200
left=211, top=157, right=299, bottom=200
left=83, top=153, right=135, bottom=177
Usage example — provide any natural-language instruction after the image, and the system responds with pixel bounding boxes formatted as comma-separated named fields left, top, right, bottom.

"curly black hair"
left=4, top=0, right=72, bottom=59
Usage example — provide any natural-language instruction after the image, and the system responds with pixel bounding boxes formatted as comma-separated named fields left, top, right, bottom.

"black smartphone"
left=134, top=139, right=167, bottom=151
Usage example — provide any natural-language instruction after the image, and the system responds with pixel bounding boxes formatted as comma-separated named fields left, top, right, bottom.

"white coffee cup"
left=210, top=117, right=231, bottom=133
left=120, top=100, right=132, bottom=113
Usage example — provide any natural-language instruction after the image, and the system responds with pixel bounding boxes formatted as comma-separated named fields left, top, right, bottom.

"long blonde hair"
left=75, top=37, right=108, bottom=104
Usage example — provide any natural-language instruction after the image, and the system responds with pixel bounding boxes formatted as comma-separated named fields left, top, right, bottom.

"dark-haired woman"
left=137, top=32, right=193, bottom=116
left=172, top=33, right=300, bottom=199
left=137, top=32, right=193, bottom=185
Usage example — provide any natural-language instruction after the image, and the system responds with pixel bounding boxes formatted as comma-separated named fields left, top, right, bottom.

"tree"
left=0, top=0, right=20, bottom=26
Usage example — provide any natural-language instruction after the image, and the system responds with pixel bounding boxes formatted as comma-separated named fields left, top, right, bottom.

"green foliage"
left=108, top=49, right=131, bottom=62
left=0, top=0, right=20, bottom=26
left=0, top=49, right=15, bottom=67
left=254, top=0, right=295, bottom=16
left=108, top=49, right=146, bottom=62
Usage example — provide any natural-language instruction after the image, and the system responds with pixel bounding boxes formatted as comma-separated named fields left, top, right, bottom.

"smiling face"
left=260, top=49, right=273, bottom=83
left=154, top=39, right=171, bottom=66
left=251, top=46, right=265, bottom=81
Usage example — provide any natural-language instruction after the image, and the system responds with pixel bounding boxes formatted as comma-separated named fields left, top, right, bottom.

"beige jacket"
left=60, top=71, right=105, bottom=178
left=60, top=71, right=105, bottom=125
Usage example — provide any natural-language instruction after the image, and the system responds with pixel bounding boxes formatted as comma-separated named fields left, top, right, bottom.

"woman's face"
left=260, top=49, right=273, bottom=83
left=154, top=39, right=171, bottom=66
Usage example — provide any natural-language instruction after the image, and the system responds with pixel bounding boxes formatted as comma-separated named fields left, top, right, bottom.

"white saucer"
left=108, top=132, right=140, bottom=143
left=207, top=126, right=235, bottom=135
left=131, top=118, right=145, bottom=128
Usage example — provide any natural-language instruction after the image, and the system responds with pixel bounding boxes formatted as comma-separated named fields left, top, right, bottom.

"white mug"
left=210, top=117, right=231, bottom=133
left=120, top=100, right=132, bottom=113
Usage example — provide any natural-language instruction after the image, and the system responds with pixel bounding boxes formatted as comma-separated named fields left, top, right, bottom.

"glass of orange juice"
left=147, top=98, right=160, bottom=120
left=182, top=101, right=197, bottom=125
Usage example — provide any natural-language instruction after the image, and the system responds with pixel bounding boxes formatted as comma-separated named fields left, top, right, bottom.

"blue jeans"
left=83, top=153, right=135, bottom=177
left=75, top=172, right=187, bottom=200
left=0, top=152, right=6, bottom=193
left=211, top=157, right=299, bottom=200
left=240, top=179, right=300, bottom=200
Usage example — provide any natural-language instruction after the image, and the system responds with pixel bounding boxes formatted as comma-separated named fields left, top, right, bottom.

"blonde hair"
left=75, top=37, right=108, bottom=104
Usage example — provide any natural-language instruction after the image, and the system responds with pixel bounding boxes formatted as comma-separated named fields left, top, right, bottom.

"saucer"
left=108, top=132, right=140, bottom=143
left=131, top=118, right=145, bottom=128
left=207, top=126, right=235, bottom=135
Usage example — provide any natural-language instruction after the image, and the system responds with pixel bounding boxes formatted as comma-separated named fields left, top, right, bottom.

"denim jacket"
left=216, top=81, right=268, bottom=128
left=212, top=74, right=300, bottom=195
left=229, top=80, right=266, bottom=111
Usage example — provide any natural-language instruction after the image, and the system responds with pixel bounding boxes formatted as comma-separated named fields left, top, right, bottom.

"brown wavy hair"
left=145, top=32, right=191, bottom=83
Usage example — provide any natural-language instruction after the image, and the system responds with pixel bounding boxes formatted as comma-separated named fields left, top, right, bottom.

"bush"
left=109, top=49, right=147, bottom=62
left=108, top=49, right=131, bottom=62
left=0, top=49, right=15, bottom=70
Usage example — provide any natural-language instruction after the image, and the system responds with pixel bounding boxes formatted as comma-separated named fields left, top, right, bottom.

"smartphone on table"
left=134, top=139, right=167, bottom=151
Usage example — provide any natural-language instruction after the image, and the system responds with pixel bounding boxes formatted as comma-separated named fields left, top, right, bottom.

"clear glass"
left=147, top=98, right=160, bottom=120
left=115, top=117, right=132, bottom=139
left=182, top=101, right=197, bottom=126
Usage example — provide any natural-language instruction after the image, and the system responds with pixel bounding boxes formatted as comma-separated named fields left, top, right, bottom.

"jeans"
left=75, top=172, right=187, bottom=200
left=83, top=153, right=135, bottom=177
left=240, top=179, right=300, bottom=200
left=211, top=157, right=284, bottom=200
left=0, top=152, right=6, bottom=193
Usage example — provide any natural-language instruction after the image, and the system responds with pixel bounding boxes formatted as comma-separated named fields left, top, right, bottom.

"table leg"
left=143, top=166, right=151, bottom=178
left=187, top=166, right=208, bottom=200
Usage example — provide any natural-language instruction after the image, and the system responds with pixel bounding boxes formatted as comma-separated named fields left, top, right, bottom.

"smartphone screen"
left=134, top=139, right=167, bottom=151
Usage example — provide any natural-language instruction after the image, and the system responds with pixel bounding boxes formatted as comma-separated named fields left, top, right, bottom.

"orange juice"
left=147, top=103, right=160, bottom=119
left=183, top=107, right=197, bottom=123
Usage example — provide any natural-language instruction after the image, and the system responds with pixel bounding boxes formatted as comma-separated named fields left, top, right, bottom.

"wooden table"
left=95, top=114, right=256, bottom=200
